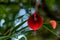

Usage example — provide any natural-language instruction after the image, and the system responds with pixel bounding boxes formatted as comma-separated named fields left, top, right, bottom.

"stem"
left=43, top=25, right=60, bottom=38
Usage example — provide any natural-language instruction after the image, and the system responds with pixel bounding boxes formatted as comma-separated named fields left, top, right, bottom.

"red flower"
left=28, top=12, right=43, bottom=31
left=49, top=20, right=57, bottom=29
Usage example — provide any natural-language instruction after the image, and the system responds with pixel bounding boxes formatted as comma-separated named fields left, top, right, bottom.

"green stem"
left=43, top=25, right=60, bottom=38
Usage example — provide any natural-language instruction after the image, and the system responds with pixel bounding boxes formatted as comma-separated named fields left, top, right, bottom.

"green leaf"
left=11, top=20, right=27, bottom=33
left=11, top=15, right=24, bottom=22
left=19, top=37, right=25, bottom=40
left=21, top=30, right=33, bottom=36
left=11, top=26, right=28, bottom=35
left=0, top=36, right=8, bottom=39
left=16, top=15, right=24, bottom=19
left=15, top=26, right=28, bottom=33
left=43, top=24, right=53, bottom=29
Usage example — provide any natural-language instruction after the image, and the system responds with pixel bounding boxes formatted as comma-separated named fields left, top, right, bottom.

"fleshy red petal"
left=28, top=13, right=43, bottom=31
left=50, top=20, right=57, bottom=29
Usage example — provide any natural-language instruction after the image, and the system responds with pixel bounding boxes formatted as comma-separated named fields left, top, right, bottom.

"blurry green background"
left=0, top=0, right=60, bottom=40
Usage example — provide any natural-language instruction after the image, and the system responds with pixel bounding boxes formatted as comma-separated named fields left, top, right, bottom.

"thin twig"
left=43, top=25, right=60, bottom=38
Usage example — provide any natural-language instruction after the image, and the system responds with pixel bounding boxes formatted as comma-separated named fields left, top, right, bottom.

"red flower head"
left=28, top=12, right=43, bottom=31
left=49, top=20, right=57, bottom=29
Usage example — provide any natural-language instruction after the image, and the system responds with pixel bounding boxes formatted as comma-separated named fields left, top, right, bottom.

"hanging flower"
left=49, top=20, right=57, bottom=29
left=28, top=12, right=43, bottom=31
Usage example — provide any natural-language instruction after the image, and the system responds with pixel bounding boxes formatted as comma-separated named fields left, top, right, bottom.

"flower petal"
left=28, top=13, right=43, bottom=31
left=50, top=20, right=57, bottom=29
